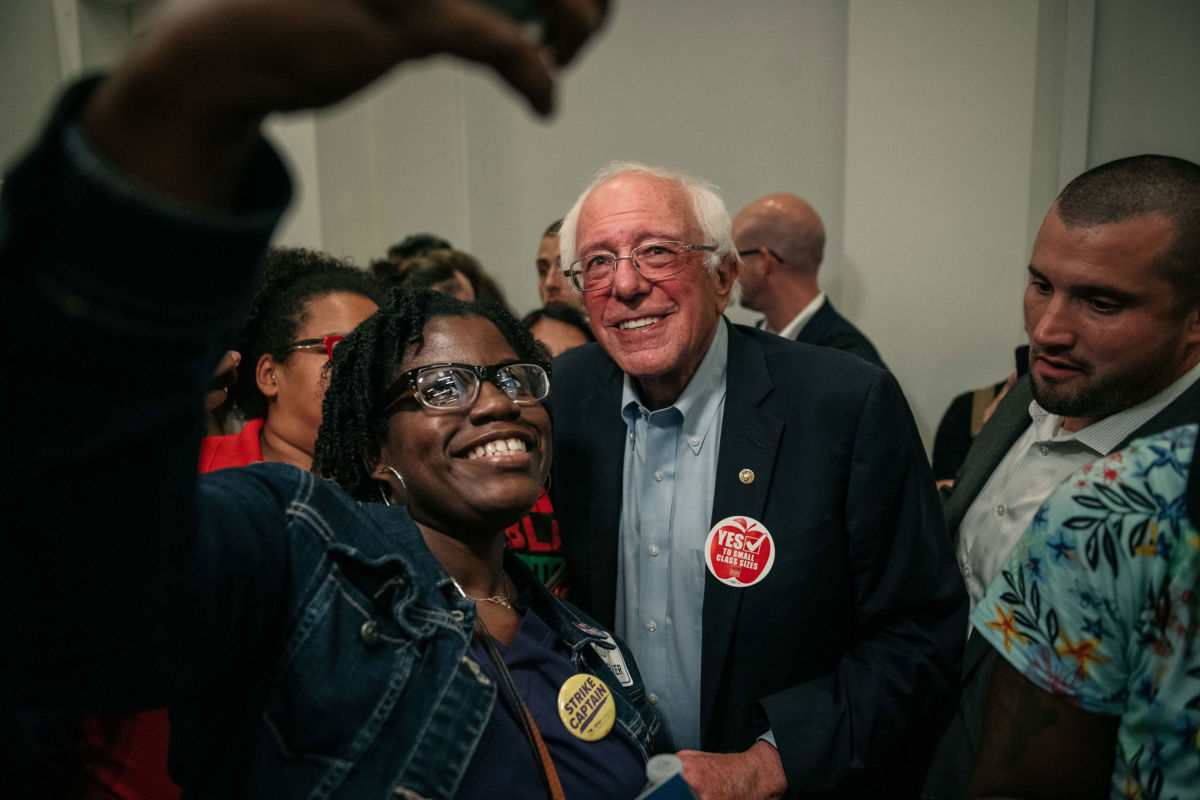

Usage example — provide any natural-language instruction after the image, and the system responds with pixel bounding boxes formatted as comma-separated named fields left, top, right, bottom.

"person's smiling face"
left=376, top=314, right=550, bottom=536
left=576, top=172, right=736, bottom=409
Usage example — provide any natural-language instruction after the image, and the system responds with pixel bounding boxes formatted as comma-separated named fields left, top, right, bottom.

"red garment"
left=75, top=420, right=265, bottom=799
left=198, top=417, right=265, bottom=471
left=76, top=712, right=177, bottom=800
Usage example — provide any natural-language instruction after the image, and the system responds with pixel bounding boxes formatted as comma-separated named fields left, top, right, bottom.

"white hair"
left=558, top=162, right=738, bottom=283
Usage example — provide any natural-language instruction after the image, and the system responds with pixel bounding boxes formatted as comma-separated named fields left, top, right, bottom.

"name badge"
left=574, top=622, right=634, bottom=687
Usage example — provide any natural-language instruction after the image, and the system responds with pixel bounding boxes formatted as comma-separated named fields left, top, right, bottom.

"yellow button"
left=557, top=673, right=615, bottom=741
left=739, top=468, right=755, bottom=484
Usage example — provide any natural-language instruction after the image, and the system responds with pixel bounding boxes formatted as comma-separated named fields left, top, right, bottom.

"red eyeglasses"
left=281, top=335, right=346, bottom=360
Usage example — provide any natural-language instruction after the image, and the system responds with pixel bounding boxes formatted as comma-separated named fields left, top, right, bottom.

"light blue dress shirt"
left=615, top=323, right=728, bottom=750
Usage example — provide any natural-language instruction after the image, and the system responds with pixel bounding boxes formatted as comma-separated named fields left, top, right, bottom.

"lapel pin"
left=738, top=468, right=755, bottom=484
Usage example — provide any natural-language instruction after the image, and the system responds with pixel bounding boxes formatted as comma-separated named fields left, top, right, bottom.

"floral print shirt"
left=972, top=424, right=1199, bottom=800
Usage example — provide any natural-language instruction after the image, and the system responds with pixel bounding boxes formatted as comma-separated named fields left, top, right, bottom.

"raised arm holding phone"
left=0, top=1, right=611, bottom=797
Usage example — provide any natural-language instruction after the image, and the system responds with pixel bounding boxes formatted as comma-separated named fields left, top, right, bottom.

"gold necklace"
left=457, top=573, right=516, bottom=610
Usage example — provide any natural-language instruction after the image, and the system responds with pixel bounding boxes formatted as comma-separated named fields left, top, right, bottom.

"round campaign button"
left=556, top=673, right=615, bottom=741
left=704, top=516, right=776, bottom=587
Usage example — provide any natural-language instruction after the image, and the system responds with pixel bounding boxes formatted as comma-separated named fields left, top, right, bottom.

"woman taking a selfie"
left=310, top=289, right=667, bottom=797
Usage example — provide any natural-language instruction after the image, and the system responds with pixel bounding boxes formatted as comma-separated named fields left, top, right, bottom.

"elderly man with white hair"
left=547, top=162, right=966, bottom=799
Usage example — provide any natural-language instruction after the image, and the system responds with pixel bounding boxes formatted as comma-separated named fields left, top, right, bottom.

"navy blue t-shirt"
left=456, top=595, right=646, bottom=799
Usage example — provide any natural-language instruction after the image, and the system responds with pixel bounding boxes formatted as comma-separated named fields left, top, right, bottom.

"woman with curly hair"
left=305, top=289, right=664, bottom=797
left=201, top=246, right=380, bottom=471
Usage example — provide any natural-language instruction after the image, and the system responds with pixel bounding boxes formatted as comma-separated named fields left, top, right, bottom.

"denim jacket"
left=170, top=463, right=668, bottom=798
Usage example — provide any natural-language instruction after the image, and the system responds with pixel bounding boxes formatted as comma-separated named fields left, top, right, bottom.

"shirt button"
left=1038, top=445, right=1049, bottom=456
left=962, top=564, right=973, bottom=578
left=996, top=504, right=1007, bottom=517
left=646, top=619, right=657, bottom=632
left=689, top=436, right=700, bottom=447
left=628, top=432, right=634, bottom=441
left=647, top=693, right=659, bottom=704
left=649, top=545, right=660, bottom=557
left=654, top=471, right=664, bottom=482
left=360, top=620, right=381, bottom=646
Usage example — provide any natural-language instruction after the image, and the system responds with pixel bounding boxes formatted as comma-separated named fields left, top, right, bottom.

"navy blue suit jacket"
left=549, top=320, right=966, bottom=796
left=794, top=299, right=885, bottom=369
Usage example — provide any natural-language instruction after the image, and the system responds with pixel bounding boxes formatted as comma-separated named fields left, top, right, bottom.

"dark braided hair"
left=314, top=287, right=544, bottom=502
left=231, top=247, right=381, bottom=420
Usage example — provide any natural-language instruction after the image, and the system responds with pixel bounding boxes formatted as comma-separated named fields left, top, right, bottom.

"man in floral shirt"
left=969, top=424, right=1198, bottom=799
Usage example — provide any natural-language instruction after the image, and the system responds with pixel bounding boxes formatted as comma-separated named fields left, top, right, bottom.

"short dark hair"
left=413, top=248, right=510, bottom=309
left=389, top=258, right=463, bottom=294
left=313, top=288, right=541, bottom=501
left=232, top=247, right=380, bottom=419
left=1056, top=155, right=1200, bottom=307
left=543, top=219, right=564, bottom=238
left=520, top=303, right=593, bottom=344
left=386, top=233, right=452, bottom=261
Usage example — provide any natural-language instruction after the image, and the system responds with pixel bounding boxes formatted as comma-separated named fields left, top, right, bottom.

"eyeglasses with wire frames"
left=281, top=335, right=346, bottom=360
left=737, top=247, right=785, bottom=264
left=566, top=240, right=718, bottom=292
left=377, top=360, right=552, bottom=415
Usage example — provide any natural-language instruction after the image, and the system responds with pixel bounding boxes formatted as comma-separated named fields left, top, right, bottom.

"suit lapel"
left=578, top=361, right=627, bottom=625
left=1124, top=375, right=1200, bottom=445
left=944, top=376, right=1034, bottom=543
left=700, top=323, right=783, bottom=738
left=792, top=300, right=832, bottom=345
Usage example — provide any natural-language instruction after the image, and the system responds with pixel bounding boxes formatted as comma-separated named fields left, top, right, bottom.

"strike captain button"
left=649, top=545, right=660, bottom=556
left=654, top=471, right=664, bottom=482
left=646, top=620, right=657, bottom=632
left=996, top=504, right=1007, bottom=517
left=557, top=673, right=615, bottom=741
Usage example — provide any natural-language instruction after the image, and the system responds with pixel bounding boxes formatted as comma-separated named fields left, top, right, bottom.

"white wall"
left=842, top=0, right=1043, bottom=438
left=1088, top=0, right=1200, bottom=166
left=0, top=2, right=66, bottom=165
left=3, top=0, right=1198, bottom=454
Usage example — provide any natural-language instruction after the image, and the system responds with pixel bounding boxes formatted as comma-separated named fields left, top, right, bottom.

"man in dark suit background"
left=922, top=154, right=1200, bottom=800
left=549, top=162, right=965, bottom=798
left=731, top=193, right=885, bottom=368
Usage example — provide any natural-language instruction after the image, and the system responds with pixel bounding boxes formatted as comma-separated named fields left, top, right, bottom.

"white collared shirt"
left=769, top=292, right=826, bottom=339
left=614, top=323, right=728, bottom=750
left=957, top=360, right=1200, bottom=622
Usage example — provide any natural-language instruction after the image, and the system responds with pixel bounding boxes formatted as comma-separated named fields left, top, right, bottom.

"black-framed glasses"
left=567, top=240, right=718, bottom=292
left=737, top=247, right=785, bottom=263
left=282, top=335, right=346, bottom=360
left=378, top=360, right=552, bottom=415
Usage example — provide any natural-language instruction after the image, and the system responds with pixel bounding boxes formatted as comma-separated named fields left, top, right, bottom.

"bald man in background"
left=732, top=193, right=885, bottom=368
